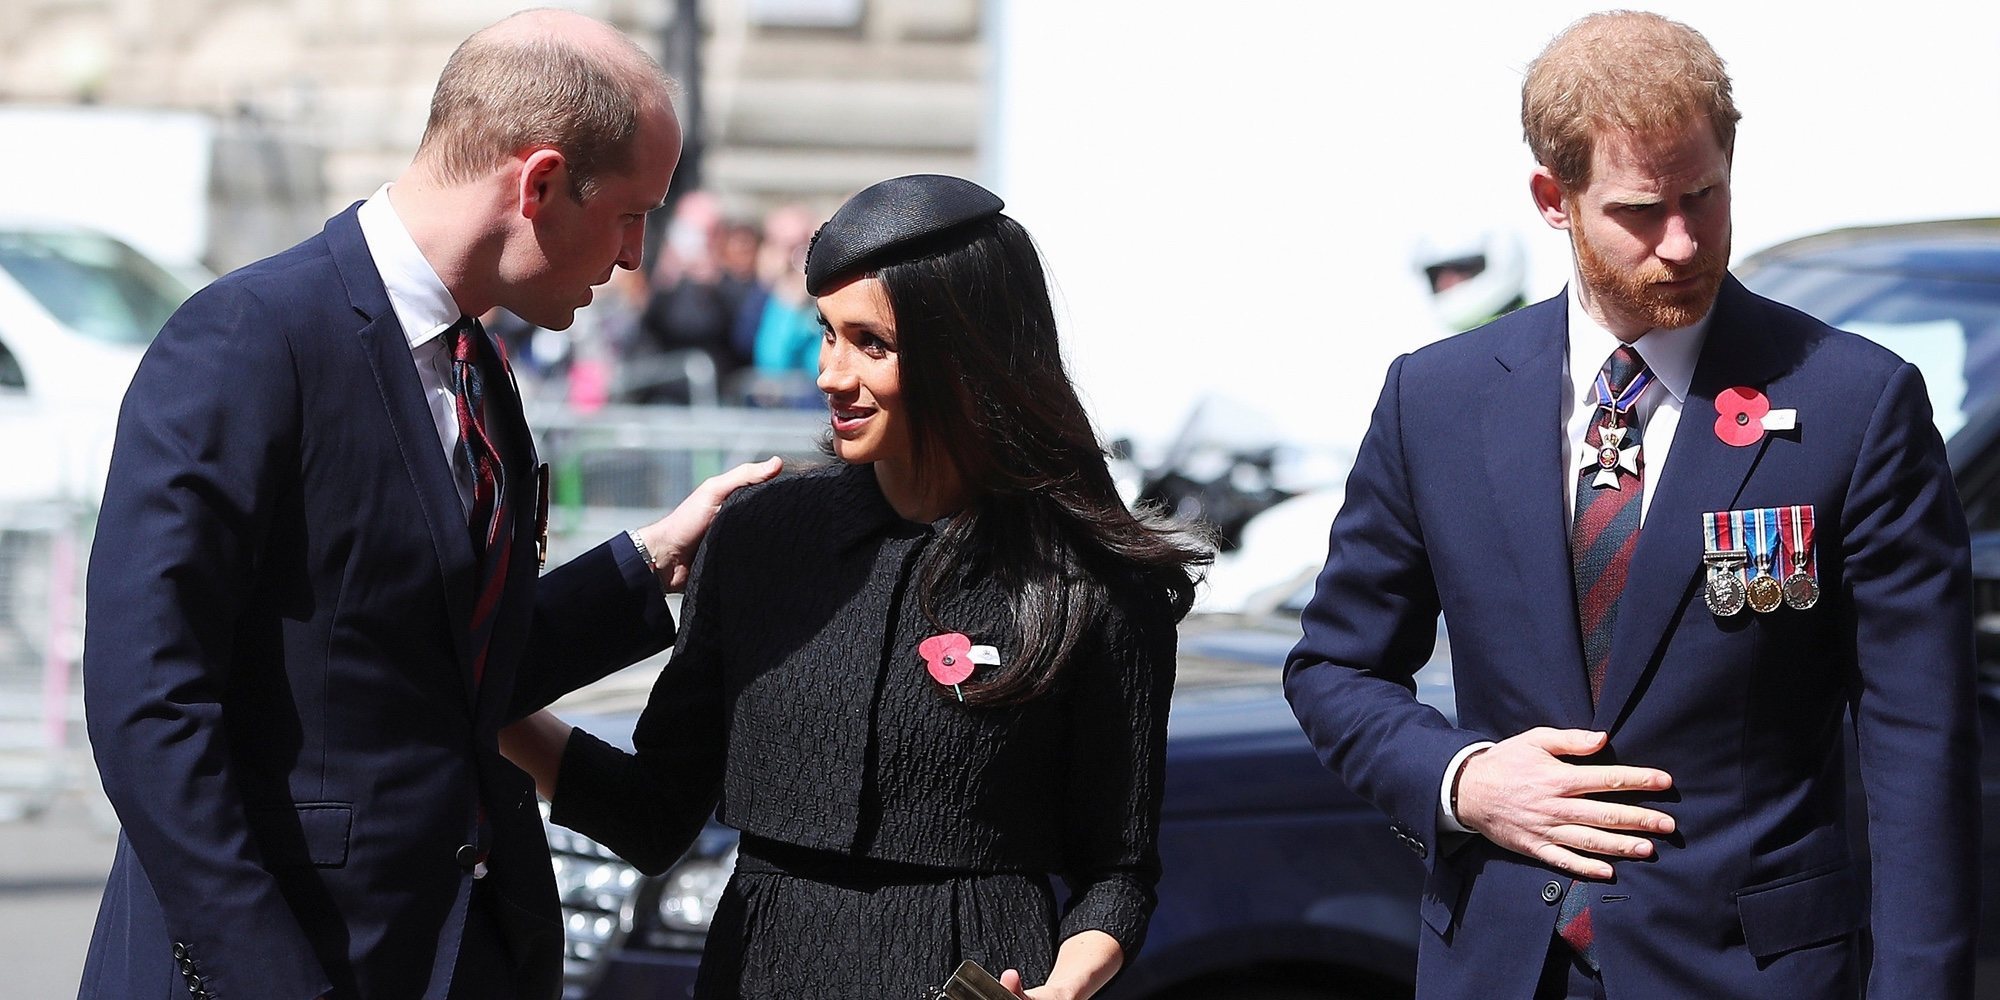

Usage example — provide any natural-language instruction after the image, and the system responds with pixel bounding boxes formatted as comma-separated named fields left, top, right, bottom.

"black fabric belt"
left=735, top=835, right=1017, bottom=890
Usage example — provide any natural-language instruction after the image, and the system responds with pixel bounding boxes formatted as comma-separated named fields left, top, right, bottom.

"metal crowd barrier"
left=0, top=501, right=90, bottom=821
left=527, top=402, right=828, bottom=563
left=0, top=403, right=825, bottom=821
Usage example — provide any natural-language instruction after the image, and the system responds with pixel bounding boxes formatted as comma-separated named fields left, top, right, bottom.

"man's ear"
left=1530, top=166, right=1572, bottom=231
left=517, top=148, right=568, bottom=221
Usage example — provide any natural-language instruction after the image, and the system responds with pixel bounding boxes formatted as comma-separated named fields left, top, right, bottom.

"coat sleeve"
left=506, top=534, right=678, bottom=720
left=1054, top=590, right=1177, bottom=956
left=82, top=283, right=333, bottom=1000
left=1842, top=362, right=1979, bottom=995
left=547, top=508, right=730, bottom=875
left=1283, top=354, right=1490, bottom=870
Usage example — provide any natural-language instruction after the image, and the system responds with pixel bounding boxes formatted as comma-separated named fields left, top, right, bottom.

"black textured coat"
left=552, top=462, right=1179, bottom=994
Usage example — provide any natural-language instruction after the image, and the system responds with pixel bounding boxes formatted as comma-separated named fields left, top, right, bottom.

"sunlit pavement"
left=0, top=788, right=116, bottom=999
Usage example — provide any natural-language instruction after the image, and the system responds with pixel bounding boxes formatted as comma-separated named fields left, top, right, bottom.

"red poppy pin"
left=918, top=632, right=975, bottom=701
left=1714, top=387, right=1797, bottom=447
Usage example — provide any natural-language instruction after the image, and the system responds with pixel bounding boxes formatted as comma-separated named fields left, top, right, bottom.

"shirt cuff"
left=1437, top=741, right=1497, bottom=834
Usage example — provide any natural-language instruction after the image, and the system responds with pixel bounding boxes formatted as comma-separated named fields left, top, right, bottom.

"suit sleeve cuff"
left=610, top=531, right=673, bottom=630
left=1437, top=741, right=1496, bottom=834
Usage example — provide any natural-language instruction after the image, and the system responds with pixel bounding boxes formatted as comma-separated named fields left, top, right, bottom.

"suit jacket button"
left=456, top=844, right=479, bottom=869
left=172, top=942, right=189, bottom=960
left=1542, top=880, right=1564, bottom=904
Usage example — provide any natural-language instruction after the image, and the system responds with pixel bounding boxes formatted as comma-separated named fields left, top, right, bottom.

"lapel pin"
left=918, top=632, right=975, bottom=702
left=1714, top=387, right=1796, bottom=447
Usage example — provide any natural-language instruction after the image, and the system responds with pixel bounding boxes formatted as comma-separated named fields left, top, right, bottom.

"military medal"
left=1705, top=557, right=1748, bottom=616
left=1745, top=508, right=1784, bottom=613
left=1702, top=511, right=1748, bottom=617
left=1582, top=366, right=1652, bottom=490
left=1746, top=563, right=1783, bottom=612
left=1780, top=504, right=1819, bottom=610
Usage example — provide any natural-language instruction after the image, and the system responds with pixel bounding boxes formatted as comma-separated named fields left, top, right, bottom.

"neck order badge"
left=1583, top=359, right=1652, bottom=491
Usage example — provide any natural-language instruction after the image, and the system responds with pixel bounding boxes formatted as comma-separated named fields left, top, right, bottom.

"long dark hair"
left=873, top=214, right=1210, bottom=706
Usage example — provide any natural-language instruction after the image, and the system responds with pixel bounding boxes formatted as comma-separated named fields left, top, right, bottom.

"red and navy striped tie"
left=448, top=317, right=512, bottom=689
left=1570, top=344, right=1647, bottom=703
left=1556, top=343, right=1649, bottom=970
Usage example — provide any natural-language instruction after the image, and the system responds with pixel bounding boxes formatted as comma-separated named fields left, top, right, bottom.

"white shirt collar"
left=1565, top=280, right=1711, bottom=405
left=356, top=184, right=461, bottom=351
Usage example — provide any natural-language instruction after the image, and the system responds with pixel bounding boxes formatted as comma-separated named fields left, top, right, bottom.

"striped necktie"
left=1570, top=343, right=1648, bottom=702
left=1556, top=342, right=1649, bottom=970
left=447, top=317, right=512, bottom=690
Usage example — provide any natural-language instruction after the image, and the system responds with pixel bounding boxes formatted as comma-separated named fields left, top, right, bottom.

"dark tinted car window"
left=1740, top=239, right=2000, bottom=436
left=1739, top=227, right=2000, bottom=531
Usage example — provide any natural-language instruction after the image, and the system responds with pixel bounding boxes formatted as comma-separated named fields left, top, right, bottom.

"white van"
left=0, top=221, right=198, bottom=503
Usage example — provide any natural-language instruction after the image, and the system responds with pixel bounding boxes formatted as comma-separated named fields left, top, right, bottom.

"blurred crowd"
left=483, top=189, right=824, bottom=410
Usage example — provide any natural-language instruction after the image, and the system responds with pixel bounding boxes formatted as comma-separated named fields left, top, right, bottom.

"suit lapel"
left=328, top=207, right=481, bottom=702
left=1592, top=278, right=1785, bottom=730
left=1480, top=298, right=1595, bottom=728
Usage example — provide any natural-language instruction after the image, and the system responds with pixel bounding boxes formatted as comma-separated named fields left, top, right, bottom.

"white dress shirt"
left=355, top=184, right=473, bottom=513
left=1437, top=282, right=1713, bottom=833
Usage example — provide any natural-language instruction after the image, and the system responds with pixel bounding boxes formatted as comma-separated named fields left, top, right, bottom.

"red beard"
left=1573, top=222, right=1728, bottom=332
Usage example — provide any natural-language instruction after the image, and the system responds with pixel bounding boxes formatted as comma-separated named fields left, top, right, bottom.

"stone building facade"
left=0, top=0, right=986, bottom=230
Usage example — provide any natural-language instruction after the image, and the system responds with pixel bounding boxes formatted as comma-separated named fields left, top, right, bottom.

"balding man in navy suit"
left=79, top=11, right=777, bottom=1000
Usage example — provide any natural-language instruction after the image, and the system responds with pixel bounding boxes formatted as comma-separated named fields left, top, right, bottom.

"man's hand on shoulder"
left=1453, top=727, right=1675, bottom=880
left=635, top=457, right=782, bottom=592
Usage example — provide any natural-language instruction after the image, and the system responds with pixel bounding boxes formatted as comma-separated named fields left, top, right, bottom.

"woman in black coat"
left=505, top=175, right=1208, bottom=999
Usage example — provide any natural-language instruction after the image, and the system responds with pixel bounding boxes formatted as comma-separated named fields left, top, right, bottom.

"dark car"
left=549, top=218, right=2000, bottom=999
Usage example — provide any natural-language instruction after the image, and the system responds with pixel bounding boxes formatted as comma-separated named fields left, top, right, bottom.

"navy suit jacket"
left=1286, top=278, right=1978, bottom=999
left=79, top=206, right=676, bottom=1000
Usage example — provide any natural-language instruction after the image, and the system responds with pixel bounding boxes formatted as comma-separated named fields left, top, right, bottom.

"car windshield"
left=1739, top=243, right=2000, bottom=441
left=0, top=229, right=193, bottom=346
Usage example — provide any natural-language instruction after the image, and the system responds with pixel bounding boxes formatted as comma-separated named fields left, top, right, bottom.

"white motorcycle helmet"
left=1410, top=228, right=1528, bottom=333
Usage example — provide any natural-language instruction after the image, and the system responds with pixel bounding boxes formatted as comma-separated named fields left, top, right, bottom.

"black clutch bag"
left=937, top=960, right=1017, bottom=1000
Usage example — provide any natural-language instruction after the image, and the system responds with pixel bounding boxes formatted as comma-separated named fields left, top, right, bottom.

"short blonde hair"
left=414, top=16, right=671, bottom=201
left=1522, top=10, right=1739, bottom=192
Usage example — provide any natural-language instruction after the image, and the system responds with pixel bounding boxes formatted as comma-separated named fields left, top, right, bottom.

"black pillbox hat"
left=804, top=174, right=1005, bottom=296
